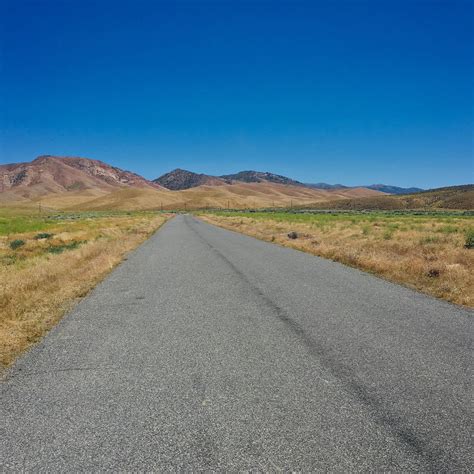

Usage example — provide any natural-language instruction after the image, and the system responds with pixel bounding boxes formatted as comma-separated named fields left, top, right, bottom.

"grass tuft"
left=465, top=228, right=474, bottom=249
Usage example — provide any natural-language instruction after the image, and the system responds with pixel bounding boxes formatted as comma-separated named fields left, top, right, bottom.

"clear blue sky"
left=1, top=0, right=472, bottom=188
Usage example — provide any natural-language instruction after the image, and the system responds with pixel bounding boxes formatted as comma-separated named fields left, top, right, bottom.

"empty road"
left=1, top=215, right=472, bottom=471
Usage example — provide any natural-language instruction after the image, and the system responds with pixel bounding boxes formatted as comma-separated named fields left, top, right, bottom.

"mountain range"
left=0, top=156, right=385, bottom=210
left=304, top=183, right=423, bottom=194
left=2, top=155, right=467, bottom=212
left=153, top=168, right=423, bottom=194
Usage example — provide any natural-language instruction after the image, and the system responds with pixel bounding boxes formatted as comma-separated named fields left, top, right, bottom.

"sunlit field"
left=199, top=211, right=474, bottom=308
left=0, top=209, right=170, bottom=369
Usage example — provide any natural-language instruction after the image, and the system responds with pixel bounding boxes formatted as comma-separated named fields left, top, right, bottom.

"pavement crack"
left=4, top=364, right=158, bottom=379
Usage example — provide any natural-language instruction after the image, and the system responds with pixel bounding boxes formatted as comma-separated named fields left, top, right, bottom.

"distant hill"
left=220, top=170, right=303, bottom=187
left=305, top=185, right=474, bottom=210
left=305, top=183, right=348, bottom=190
left=0, top=155, right=164, bottom=200
left=305, top=182, right=423, bottom=194
left=153, top=169, right=225, bottom=190
left=364, top=184, right=424, bottom=195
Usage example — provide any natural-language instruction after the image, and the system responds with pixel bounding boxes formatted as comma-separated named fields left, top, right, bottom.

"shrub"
left=9, top=239, right=25, bottom=250
left=426, top=268, right=440, bottom=278
left=383, top=230, right=393, bottom=240
left=465, top=229, right=474, bottom=249
left=34, top=232, right=54, bottom=240
left=47, top=240, right=85, bottom=254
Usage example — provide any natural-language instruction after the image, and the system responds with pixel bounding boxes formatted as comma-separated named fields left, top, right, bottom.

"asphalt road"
left=1, top=214, right=472, bottom=471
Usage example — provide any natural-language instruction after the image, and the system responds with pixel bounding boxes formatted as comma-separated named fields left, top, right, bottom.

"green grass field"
left=204, top=210, right=474, bottom=241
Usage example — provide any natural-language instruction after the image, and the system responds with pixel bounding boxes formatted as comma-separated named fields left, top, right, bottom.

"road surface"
left=1, top=215, right=472, bottom=471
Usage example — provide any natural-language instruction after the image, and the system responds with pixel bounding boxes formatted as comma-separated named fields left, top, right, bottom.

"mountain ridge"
left=1, top=157, right=425, bottom=195
left=219, top=170, right=303, bottom=186
left=363, top=184, right=424, bottom=195
left=154, top=168, right=422, bottom=194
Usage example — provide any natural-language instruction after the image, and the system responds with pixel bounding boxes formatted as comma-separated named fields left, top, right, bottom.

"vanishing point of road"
left=1, top=215, right=472, bottom=471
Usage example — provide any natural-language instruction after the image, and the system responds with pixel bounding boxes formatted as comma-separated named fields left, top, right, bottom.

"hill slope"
left=0, top=155, right=165, bottom=201
left=58, top=182, right=382, bottom=211
left=305, top=185, right=474, bottom=210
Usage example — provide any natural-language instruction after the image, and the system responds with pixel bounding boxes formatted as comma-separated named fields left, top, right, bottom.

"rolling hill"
left=304, top=185, right=474, bottom=210
left=57, top=182, right=383, bottom=211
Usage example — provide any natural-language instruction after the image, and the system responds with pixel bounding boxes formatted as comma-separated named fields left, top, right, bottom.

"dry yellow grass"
left=0, top=210, right=170, bottom=369
left=0, top=181, right=384, bottom=212
left=199, top=212, right=474, bottom=307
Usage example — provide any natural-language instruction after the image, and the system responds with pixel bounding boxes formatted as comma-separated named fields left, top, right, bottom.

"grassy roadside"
left=199, top=211, right=474, bottom=308
left=0, top=209, right=171, bottom=369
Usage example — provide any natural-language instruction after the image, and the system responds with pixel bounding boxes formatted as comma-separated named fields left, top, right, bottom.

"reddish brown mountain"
left=0, top=155, right=165, bottom=199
